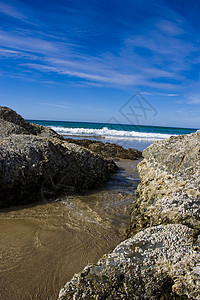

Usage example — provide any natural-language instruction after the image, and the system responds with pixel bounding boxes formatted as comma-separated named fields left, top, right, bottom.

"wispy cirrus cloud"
left=141, top=92, right=179, bottom=97
left=0, top=1, right=25, bottom=19
left=40, top=102, right=73, bottom=109
left=0, top=26, right=182, bottom=89
left=0, top=30, right=62, bottom=55
left=187, top=96, right=200, bottom=105
left=124, top=30, right=197, bottom=72
left=0, top=47, right=39, bottom=60
left=0, top=1, right=35, bottom=25
left=23, top=62, right=146, bottom=87
left=0, top=0, right=200, bottom=95
left=156, top=20, right=184, bottom=36
left=1, top=0, right=200, bottom=128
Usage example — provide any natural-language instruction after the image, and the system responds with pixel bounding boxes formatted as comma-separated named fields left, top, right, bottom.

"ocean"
left=28, top=120, right=198, bottom=151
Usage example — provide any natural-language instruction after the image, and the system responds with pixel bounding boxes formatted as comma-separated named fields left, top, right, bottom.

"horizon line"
left=27, top=119, right=198, bottom=131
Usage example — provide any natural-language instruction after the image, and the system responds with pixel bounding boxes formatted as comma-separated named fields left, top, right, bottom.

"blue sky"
left=0, top=0, right=200, bottom=128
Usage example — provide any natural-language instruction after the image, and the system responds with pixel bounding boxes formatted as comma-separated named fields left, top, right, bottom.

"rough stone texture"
left=0, top=107, right=117, bottom=207
left=0, top=106, right=61, bottom=139
left=0, top=135, right=117, bottom=208
left=65, top=138, right=142, bottom=160
left=59, top=224, right=200, bottom=300
left=59, top=130, right=200, bottom=299
left=130, top=130, right=200, bottom=235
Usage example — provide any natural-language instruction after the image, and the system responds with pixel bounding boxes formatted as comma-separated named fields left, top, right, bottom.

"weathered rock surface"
left=59, top=224, right=200, bottom=300
left=65, top=138, right=142, bottom=160
left=130, top=130, right=200, bottom=235
left=0, top=107, right=117, bottom=207
left=59, top=130, right=200, bottom=299
left=0, top=106, right=61, bottom=139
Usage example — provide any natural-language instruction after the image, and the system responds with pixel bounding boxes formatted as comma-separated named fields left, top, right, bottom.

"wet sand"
left=0, top=159, right=141, bottom=300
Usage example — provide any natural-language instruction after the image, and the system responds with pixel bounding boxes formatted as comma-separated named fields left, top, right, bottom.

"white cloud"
left=0, top=1, right=34, bottom=24
left=141, top=92, right=179, bottom=97
left=0, top=1, right=25, bottom=19
left=156, top=20, right=184, bottom=36
left=0, top=47, right=38, bottom=59
left=0, top=30, right=60, bottom=54
left=0, top=2, right=199, bottom=93
left=187, top=97, right=200, bottom=105
left=24, top=63, right=145, bottom=86
left=40, top=102, right=73, bottom=109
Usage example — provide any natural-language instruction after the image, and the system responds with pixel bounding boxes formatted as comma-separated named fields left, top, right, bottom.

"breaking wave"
left=50, top=126, right=176, bottom=141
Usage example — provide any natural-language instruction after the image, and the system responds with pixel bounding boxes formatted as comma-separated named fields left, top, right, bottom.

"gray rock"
left=130, top=130, right=200, bottom=235
left=0, top=106, right=61, bottom=139
left=0, top=119, right=27, bottom=137
left=0, top=108, right=117, bottom=207
left=65, top=138, right=142, bottom=160
left=59, top=130, right=200, bottom=299
left=59, top=224, right=200, bottom=299
left=0, top=134, right=117, bottom=207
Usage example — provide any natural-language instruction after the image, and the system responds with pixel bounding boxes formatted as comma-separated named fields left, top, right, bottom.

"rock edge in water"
left=0, top=107, right=117, bottom=208
left=59, top=130, right=200, bottom=299
left=65, top=138, right=142, bottom=160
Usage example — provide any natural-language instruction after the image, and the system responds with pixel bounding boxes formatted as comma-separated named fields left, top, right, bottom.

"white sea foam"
left=50, top=126, right=176, bottom=141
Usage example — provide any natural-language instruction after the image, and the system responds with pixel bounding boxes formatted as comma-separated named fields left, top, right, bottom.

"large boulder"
left=129, top=130, right=200, bottom=235
left=59, top=130, right=200, bottom=299
left=0, top=106, right=61, bottom=139
left=59, top=224, right=200, bottom=299
left=65, top=138, right=142, bottom=160
left=0, top=107, right=117, bottom=207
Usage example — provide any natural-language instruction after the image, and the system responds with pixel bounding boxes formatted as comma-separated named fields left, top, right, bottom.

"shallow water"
left=0, top=159, right=141, bottom=300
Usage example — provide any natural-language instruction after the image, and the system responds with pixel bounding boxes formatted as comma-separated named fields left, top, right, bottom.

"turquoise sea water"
left=28, top=120, right=198, bottom=151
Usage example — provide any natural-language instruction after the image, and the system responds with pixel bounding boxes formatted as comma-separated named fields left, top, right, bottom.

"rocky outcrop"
left=59, top=224, right=200, bottom=300
left=0, top=107, right=117, bottom=208
left=129, top=130, right=200, bottom=236
left=59, top=130, right=200, bottom=299
left=65, top=138, right=142, bottom=160
left=0, top=106, right=61, bottom=139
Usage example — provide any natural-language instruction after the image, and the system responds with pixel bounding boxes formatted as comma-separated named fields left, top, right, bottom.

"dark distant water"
left=28, top=120, right=198, bottom=151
